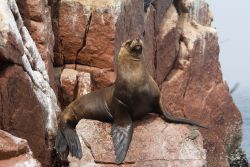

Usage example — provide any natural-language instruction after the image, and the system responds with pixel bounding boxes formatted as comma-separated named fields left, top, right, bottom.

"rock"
left=187, top=0, right=213, bottom=26
left=155, top=4, right=179, bottom=84
left=16, top=0, right=58, bottom=94
left=0, top=1, right=24, bottom=67
left=0, top=130, right=41, bottom=167
left=0, top=65, right=49, bottom=164
left=57, top=0, right=88, bottom=65
left=76, top=64, right=115, bottom=90
left=60, top=68, right=93, bottom=106
left=0, top=0, right=60, bottom=165
left=60, top=68, right=79, bottom=105
left=143, top=3, right=180, bottom=84
left=76, top=72, right=92, bottom=98
left=69, top=115, right=207, bottom=166
left=53, top=0, right=120, bottom=106
left=160, top=1, right=242, bottom=166
left=57, top=0, right=120, bottom=68
left=143, top=3, right=156, bottom=77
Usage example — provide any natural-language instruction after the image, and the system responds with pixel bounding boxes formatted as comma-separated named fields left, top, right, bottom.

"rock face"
left=0, top=0, right=60, bottom=166
left=69, top=115, right=207, bottom=167
left=16, top=0, right=58, bottom=94
left=159, top=1, right=242, bottom=166
left=0, top=130, right=40, bottom=167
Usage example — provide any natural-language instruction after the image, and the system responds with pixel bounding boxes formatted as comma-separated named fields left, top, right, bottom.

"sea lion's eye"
left=125, top=40, right=132, bottom=46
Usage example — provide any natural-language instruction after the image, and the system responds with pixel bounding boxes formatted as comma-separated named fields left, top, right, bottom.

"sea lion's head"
left=118, top=39, right=143, bottom=61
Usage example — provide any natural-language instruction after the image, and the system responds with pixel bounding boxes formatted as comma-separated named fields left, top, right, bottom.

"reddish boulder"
left=0, top=130, right=40, bottom=167
left=57, top=0, right=89, bottom=65
left=69, top=115, right=207, bottom=167
left=57, top=0, right=120, bottom=68
left=0, top=0, right=60, bottom=165
left=155, top=4, right=179, bottom=84
left=60, top=68, right=93, bottom=106
left=160, top=1, right=242, bottom=166
left=76, top=72, right=92, bottom=98
left=16, top=0, right=58, bottom=94
left=60, top=68, right=79, bottom=105
left=76, top=64, right=115, bottom=90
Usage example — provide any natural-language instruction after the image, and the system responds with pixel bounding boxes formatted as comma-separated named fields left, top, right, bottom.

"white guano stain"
left=5, top=0, right=60, bottom=137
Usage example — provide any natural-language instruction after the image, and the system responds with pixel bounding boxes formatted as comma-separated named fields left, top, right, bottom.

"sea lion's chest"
left=126, top=82, right=154, bottom=119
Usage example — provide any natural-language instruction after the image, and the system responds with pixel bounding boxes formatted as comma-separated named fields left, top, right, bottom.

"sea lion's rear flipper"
left=55, top=127, right=82, bottom=159
left=158, top=99, right=208, bottom=129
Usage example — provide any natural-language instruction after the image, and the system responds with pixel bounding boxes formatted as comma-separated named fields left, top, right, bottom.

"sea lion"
left=55, top=39, right=207, bottom=164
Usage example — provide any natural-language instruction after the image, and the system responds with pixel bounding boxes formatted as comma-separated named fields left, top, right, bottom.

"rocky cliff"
left=0, top=0, right=60, bottom=165
left=0, top=0, right=243, bottom=166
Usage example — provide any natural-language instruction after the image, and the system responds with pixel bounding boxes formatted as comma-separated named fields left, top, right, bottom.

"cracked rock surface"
left=0, top=0, right=60, bottom=165
left=69, top=115, right=207, bottom=167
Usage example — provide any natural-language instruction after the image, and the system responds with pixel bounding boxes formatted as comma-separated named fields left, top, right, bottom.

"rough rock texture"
left=60, top=68, right=92, bottom=107
left=16, top=0, right=58, bottom=94
left=0, top=0, right=60, bottom=165
left=69, top=115, right=207, bottom=167
left=53, top=0, right=120, bottom=105
left=0, top=130, right=40, bottom=167
left=159, top=1, right=242, bottom=166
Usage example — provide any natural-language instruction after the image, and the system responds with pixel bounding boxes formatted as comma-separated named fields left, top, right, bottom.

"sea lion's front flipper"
left=55, top=126, right=82, bottom=160
left=111, top=98, right=133, bottom=164
left=111, top=117, right=133, bottom=164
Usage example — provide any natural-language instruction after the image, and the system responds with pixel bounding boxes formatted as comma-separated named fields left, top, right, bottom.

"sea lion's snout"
left=130, top=39, right=142, bottom=54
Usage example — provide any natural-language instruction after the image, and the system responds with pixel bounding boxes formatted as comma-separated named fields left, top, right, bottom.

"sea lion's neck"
left=116, top=55, right=147, bottom=87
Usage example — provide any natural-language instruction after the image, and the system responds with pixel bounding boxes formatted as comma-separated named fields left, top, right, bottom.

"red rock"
left=187, top=0, right=213, bottom=26
left=60, top=68, right=79, bottom=105
left=16, top=0, right=58, bottom=94
left=76, top=64, right=115, bottom=89
left=0, top=130, right=40, bottom=167
left=155, top=4, right=178, bottom=84
left=0, top=65, right=51, bottom=165
left=143, top=4, right=156, bottom=77
left=0, top=1, right=23, bottom=67
left=58, top=0, right=89, bottom=64
left=57, top=0, right=117, bottom=69
left=76, top=72, right=92, bottom=98
left=69, top=115, right=207, bottom=166
left=60, top=68, right=93, bottom=106
left=160, top=8, right=242, bottom=166
left=0, top=1, right=60, bottom=166
left=76, top=9, right=115, bottom=68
